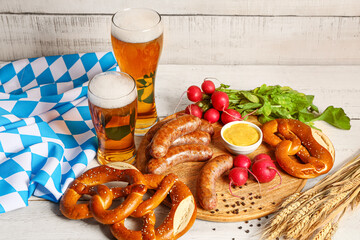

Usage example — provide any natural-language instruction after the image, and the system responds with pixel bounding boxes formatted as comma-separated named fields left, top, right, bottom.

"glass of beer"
left=88, top=71, right=137, bottom=165
left=111, top=8, right=163, bottom=135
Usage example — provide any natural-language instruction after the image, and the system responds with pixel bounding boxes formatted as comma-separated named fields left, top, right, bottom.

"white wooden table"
left=0, top=64, right=359, bottom=239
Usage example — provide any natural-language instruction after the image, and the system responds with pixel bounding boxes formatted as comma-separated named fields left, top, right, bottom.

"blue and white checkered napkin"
left=0, top=52, right=117, bottom=213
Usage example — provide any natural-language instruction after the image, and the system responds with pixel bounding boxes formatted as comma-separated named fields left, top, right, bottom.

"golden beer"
left=111, top=8, right=163, bottom=135
left=88, top=72, right=137, bottom=165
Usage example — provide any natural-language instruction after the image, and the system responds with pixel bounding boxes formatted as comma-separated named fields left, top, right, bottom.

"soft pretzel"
left=262, top=119, right=334, bottom=179
left=60, top=165, right=147, bottom=222
left=132, top=174, right=178, bottom=218
left=110, top=173, right=197, bottom=240
left=60, top=165, right=196, bottom=239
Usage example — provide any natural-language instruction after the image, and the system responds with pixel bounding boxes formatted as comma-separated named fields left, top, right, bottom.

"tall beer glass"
left=111, top=8, right=163, bottom=135
left=88, top=71, right=137, bottom=165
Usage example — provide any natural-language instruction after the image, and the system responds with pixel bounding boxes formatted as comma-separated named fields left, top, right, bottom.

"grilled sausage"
left=149, top=115, right=201, bottom=158
left=144, top=119, right=171, bottom=142
left=147, top=144, right=213, bottom=174
left=145, top=130, right=211, bottom=161
left=197, top=119, right=214, bottom=136
left=171, top=130, right=211, bottom=147
left=197, top=155, right=233, bottom=210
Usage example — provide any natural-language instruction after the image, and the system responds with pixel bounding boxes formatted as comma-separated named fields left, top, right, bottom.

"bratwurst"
left=149, top=115, right=202, bottom=158
left=147, top=144, right=213, bottom=174
left=171, top=130, right=211, bottom=147
left=145, top=130, right=211, bottom=161
left=197, top=154, right=233, bottom=210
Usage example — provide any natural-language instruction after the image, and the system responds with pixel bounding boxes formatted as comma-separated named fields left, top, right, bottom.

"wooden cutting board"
left=135, top=114, right=335, bottom=222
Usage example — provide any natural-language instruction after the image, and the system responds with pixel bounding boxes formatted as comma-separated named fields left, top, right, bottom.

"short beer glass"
left=88, top=71, right=137, bottom=164
left=111, top=8, right=163, bottom=135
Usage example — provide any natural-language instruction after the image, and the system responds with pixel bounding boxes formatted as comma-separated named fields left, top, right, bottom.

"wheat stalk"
left=288, top=195, right=324, bottom=227
left=286, top=215, right=310, bottom=239
left=262, top=153, right=360, bottom=240
left=312, top=222, right=333, bottom=240
left=324, top=222, right=338, bottom=240
left=279, top=192, right=301, bottom=208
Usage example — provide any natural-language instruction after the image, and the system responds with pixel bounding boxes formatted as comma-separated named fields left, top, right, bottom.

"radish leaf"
left=217, top=84, right=351, bottom=130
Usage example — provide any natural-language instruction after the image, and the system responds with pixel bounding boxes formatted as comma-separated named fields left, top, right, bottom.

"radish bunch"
left=228, top=153, right=282, bottom=197
left=184, top=79, right=242, bottom=124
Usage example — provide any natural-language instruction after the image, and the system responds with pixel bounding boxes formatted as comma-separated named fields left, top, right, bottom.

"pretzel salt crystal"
left=262, top=119, right=334, bottom=179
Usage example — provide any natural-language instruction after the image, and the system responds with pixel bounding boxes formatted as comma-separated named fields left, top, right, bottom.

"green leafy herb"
left=216, top=84, right=351, bottom=130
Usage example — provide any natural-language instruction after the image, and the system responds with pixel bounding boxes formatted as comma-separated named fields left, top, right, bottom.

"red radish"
left=253, top=153, right=272, bottom=163
left=229, top=168, right=248, bottom=186
left=228, top=167, right=248, bottom=197
left=251, top=159, right=282, bottom=190
left=203, top=108, right=220, bottom=123
left=231, top=154, right=262, bottom=196
left=185, top=104, right=203, bottom=118
left=233, top=154, right=251, bottom=169
left=221, top=109, right=242, bottom=124
left=187, top=85, right=203, bottom=102
left=228, top=166, right=262, bottom=198
left=211, top=91, right=229, bottom=111
left=201, top=80, right=215, bottom=94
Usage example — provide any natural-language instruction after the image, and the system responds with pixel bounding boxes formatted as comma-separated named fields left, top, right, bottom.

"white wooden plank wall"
left=1, top=0, right=360, bottom=64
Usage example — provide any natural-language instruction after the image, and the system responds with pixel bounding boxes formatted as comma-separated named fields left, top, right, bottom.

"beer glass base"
left=96, top=150, right=136, bottom=165
left=134, top=117, right=159, bottom=136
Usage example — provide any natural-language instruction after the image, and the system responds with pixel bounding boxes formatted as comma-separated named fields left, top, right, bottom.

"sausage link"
left=144, top=112, right=186, bottom=142
left=197, top=119, right=214, bottom=136
left=197, top=155, right=233, bottom=210
left=144, top=143, right=153, bottom=161
left=147, top=144, right=213, bottom=174
left=144, top=119, right=171, bottom=142
left=171, top=130, right=211, bottom=147
left=149, top=115, right=201, bottom=158
left=145, top=130, right=211, bottom=161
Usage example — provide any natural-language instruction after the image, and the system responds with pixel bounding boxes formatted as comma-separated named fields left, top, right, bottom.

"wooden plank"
left=1, top=0, right=360, bottom=16
left=1, top=14, right=360, bottom=64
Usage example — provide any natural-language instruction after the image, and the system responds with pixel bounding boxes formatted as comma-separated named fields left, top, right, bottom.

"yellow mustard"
left=223, top=123, right=260, bottom=146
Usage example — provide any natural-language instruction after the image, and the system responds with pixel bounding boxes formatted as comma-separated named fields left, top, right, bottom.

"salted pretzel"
left=262, top=119, right=334, bottom=179
left=60, top=165, right=147, bottom=223
left=110, top=173, right=197, bottom=240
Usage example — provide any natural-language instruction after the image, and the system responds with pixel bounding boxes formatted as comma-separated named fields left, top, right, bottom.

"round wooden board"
left=135, top=114, right=335, bottom=222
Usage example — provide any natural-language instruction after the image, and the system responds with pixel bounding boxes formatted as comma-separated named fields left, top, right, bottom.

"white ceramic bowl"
left=220, top=121, right=263, bottom=155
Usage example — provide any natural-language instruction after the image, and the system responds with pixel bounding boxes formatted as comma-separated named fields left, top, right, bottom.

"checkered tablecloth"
left=0, top=52, right=117, bottom=213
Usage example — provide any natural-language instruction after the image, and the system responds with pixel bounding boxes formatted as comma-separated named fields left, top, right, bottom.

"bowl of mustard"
left=220, top=121, right=263, bottom=155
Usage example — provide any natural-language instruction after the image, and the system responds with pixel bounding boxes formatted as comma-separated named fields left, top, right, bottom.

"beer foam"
left=88, top=72, right=137, bottom=109
left=111, top=8, right=163, bottom=43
